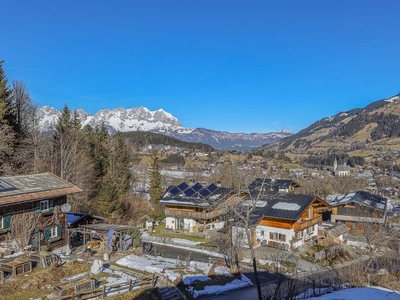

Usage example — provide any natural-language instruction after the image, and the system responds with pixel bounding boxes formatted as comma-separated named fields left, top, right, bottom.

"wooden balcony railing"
left=293, top=215, right=322, bottom=231
left=165, top=207, right=225, bottom=220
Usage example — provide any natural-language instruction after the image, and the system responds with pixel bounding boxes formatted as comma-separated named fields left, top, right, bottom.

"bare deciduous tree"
left=7, top=211, right=40, bottom=251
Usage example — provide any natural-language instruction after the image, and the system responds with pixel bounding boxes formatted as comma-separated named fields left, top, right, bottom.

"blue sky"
left=1, top=1, right=400, bottom=133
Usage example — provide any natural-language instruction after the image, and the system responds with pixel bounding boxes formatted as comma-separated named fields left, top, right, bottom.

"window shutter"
left=56, top=225, right=62, bottom=237
left=44, top=228, right=50, bottom=241
left=269, top=232, right=273, bottom=240
left=35, top=201, right=41, bottom=214
left=49, top=199, right=54, bottom=211
left=282, top=234, right=286, bottom=242
left=2, top=215, right=10, bottom=229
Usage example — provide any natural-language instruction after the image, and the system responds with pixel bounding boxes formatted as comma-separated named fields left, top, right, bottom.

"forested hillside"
left=262, top=94, right=400, bottom=158
left=120, top=131, right=214, bottom=152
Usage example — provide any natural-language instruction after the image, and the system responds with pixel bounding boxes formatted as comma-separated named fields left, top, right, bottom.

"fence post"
left=128, top=279, right=133, bottom=291
left=152, top=273, right=155, bottom=287
left=102, top=285, right=106, bottom=298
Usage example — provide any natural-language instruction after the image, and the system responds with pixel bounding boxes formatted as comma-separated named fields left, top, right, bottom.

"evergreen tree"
left=148, top=150, right=163, bottom=204
left=0, top=61, right=12, bottom=122
left=52, top=104, right=74, bottom=179
left=97, top=132, right=132, bottom=220
left=0, top=61, right=15, bottom=174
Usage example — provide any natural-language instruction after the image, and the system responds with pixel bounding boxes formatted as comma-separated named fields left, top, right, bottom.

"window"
left=0, top=215, right=10, bottom=230
left=49, top=227, right=58, bottom=238
left=44, top=225, right=61, bottom=241
left=269, top=232, right=286, bottom=242
left=296, top=230, right=303, bottom=239
left=40, top=200, right=49, bottom=211
left=306, top=226, right=314, bottom=234
left=260, top=230, right=265, bottom=237
left=35, top=199, right=54, bottom=213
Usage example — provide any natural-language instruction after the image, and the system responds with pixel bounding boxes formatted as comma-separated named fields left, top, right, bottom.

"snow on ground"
left=299, top=286, right=400, bottom=300
left=184, top=273, right=253, bottom=298
left=141, top=232, right=201, bottom=247
left=4, top=251, right=25, bottom=259
left=116, top=254, right=229, bottom=282
left=115, top=254, right=253, bottom=298
left=167, top=238, right=201, bottom=246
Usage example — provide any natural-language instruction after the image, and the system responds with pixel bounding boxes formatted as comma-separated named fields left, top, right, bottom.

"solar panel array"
left=167, top=182, right=220, bottom=199
left=0, top=180, right=17, bottom=193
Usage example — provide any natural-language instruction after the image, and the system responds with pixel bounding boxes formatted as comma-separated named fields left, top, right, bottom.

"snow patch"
left=272, top=202, right=301, bottom=211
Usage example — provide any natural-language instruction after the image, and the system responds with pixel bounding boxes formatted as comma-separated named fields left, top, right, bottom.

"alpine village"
left=1, top=61, right=400, bottom=300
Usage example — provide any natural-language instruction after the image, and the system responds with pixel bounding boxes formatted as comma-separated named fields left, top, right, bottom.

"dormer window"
left=40, top=200, right=49, bottom=211
left=35, top=199, right=54, bottom=213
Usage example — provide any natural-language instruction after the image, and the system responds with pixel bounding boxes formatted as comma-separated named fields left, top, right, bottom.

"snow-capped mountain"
left=37, top=106, right=292, bottom=150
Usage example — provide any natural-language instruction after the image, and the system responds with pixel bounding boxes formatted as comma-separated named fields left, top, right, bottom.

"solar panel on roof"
left=177, top=182, right=189, bottom=191
left=0, top=180, right=16, bottom=192
left=207, top=183, right=218, bottom=193
left=200, top=189, right=211, bottom=198
left=184, top=188, right=196, bottom=197
left=192, top=183, right=202, bottom=191
left=169, top=187, right=181, bottom=196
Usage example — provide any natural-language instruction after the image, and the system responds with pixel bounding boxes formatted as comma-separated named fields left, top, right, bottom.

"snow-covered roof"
left=327, top=191, right=387, bottom=211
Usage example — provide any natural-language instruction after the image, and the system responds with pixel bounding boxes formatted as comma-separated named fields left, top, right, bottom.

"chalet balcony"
left=293, top=215, right=322, bottom=231
left=165, top=207, right=224, bottom=220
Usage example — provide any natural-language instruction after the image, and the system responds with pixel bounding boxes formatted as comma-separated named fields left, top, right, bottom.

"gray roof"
left=0, top=173, right=82, bottom=206
left=247, top=178, right=299, bottom=192
left=327, top=191, right=387, bottom=211
left=160, top=182, right=233, bottom=208
left=244, top=192, right=323, bottom=225
left=319, top=222, right=350, bottom=237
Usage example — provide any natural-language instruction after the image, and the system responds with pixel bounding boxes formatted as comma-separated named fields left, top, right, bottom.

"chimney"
left=189, top=178, right=195, bottom=186
left=216, top=181, right=222, bottom=187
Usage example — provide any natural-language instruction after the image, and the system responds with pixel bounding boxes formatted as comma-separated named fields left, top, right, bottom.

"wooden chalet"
left=159, top=182, right=236, bottom=232
left=248, top=178, right=300, bottom=193
left=327, top=191, right=387, bottom=228
left=241, top=192, right=331, bottom=249
left=0, top=173, right=82, bottom=252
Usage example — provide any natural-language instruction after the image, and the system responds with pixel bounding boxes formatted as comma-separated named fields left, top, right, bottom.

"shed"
left=69, top=224, right=135, bottom=254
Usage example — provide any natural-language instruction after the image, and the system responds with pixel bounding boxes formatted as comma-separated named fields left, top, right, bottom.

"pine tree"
left=0, top=61, right=15, bottom=174
left=97, top=132, right=132, bottom=220
left=148, top=150, right=163, bottom=204
left=0, top=61, right=12, bottom=119
left=52, top=104, right=73, bottom=179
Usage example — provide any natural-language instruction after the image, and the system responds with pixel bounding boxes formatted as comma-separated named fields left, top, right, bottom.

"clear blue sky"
left=1, top=1, right=400, bottom=133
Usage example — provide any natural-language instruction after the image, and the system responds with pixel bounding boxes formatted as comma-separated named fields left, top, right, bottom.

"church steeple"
left=333, top=157, right=338, bottom=172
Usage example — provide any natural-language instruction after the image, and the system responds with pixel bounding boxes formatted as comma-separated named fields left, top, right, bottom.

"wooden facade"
left=254, top=196, right=330, bottom=249
left=0, top=196, right=68, bottom=251
left=0, top=173, right=81, bottom=252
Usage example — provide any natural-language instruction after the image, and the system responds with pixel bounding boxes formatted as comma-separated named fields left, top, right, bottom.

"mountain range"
left=37, top=106, right=292, bottom=150
left=263, top=93, right=400, bottom=158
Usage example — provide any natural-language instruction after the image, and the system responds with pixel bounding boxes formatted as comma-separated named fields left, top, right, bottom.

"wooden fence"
left=55, top=274, right=156, bottom=300
left=314, top=245, right=344, bottom=261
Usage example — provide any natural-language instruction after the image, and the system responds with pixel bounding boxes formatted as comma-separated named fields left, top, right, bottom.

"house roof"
left=67, top=212, right=105, bottom=226
left=160, top=182, right=233, bottom=208
left=327, top=191, right=387, bottom=211
left=243, top=192, right=327, bottom=225
left=319, top=222, right=350, bottom=237
left=0, top=173, right=82, bottom=206
left=247, top=178, right=299, bottom=192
